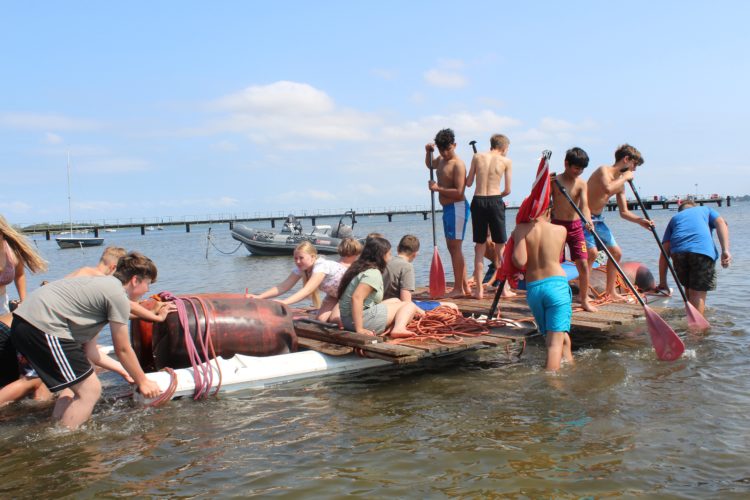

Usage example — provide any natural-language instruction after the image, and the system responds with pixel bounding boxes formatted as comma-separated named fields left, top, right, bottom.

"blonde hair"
left=0, top=215, right=47, bottom=273
left=490, top=134, right=510, bottom=151
left=294, top=241, right=321, bottom=307
left=99, top=246, right=126, bottom=267
left=337, top=237, right=362, bottom=258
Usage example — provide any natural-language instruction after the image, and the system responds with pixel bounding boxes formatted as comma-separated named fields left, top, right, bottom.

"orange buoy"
left=131, top=294, right=297, bottom=371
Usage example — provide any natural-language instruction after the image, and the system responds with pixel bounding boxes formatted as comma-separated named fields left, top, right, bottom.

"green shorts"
left=672, top=252, right=717, bottom=292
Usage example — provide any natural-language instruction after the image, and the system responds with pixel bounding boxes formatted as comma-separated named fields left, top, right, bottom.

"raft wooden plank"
left=297, top=337, right=353, bottom=356
left=569, top=318, right=612, bottom=333
left=294, top=321, right=381, bottom=346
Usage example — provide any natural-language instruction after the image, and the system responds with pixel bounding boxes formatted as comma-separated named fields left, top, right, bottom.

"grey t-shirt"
left=15, top=275, right=131, bottom=342
left=383, top=255, right=415, bottom=300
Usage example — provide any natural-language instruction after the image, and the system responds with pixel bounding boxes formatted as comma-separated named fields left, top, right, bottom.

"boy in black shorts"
left=4, top=252, right=162, bottom=429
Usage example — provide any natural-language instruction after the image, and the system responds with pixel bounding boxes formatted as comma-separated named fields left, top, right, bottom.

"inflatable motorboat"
left=231, top=211, right=363, bottom=256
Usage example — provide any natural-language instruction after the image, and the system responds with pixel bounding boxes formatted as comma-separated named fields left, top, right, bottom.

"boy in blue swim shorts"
left=512, top=207, right=573, bottom=371
left=584, top=144, right=653, bottom=301
left=425, top=128, right=471, bottom=298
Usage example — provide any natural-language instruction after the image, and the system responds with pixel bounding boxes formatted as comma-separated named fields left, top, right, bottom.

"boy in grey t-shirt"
left=4, top=252, right=162, bottom=429
left=383, top=235, right=419, bottom=301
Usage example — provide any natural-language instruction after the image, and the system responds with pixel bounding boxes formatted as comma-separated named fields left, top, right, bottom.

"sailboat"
left=56, top=152, right=104, bottom=249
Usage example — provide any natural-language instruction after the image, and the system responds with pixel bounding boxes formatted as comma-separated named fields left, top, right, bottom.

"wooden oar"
left=554, top=178, right=685, bottom=361
left=627, top=180, right=710, bottom=331
left=428, top=155, right=446, bottom=298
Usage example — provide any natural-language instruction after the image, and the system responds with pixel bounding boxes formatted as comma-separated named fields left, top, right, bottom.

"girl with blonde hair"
left=247, top=241, right=346, bottom=323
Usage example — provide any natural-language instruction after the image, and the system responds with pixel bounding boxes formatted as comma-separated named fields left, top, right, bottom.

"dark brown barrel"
left=131, top=294, right=297, bottom=371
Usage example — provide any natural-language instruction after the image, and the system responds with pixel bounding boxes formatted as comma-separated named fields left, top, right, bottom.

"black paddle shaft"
left=553, top=178, right=646, bottom=307
left=627, top=180, right=689, bottom=303
left=429, top=155, right=438, bottom=246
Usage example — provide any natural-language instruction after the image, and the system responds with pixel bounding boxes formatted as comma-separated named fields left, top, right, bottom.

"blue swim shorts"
left=583, top=213, right=618, bottom=250
left=526, top=275, right=572, bottom=335
left=442, top=200, right=470, bottom=241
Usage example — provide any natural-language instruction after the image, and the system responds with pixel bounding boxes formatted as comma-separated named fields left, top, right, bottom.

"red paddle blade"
left=685, top=302, right=711, bottom=331
left=644, top=305, right=685, bottom=361
left=429, top=246, right=446, bottom=299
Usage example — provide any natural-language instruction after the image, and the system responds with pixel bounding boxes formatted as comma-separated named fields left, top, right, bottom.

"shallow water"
left=2, top=203, right=749, bottom=498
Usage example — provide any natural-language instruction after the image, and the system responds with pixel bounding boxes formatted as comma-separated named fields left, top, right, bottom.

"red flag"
left=497, top=151, right=552, bottom=286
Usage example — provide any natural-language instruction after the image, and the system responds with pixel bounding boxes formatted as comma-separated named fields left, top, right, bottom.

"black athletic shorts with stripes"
left=10, top=315, right=94, bottom=392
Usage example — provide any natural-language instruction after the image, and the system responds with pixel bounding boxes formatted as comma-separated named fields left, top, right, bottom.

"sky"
left=2, top=1, right=749, bottom=226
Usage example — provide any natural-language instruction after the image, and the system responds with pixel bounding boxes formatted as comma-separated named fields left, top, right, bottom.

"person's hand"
left=357, top=328, right=376, bottom=336
left=246, top=293, right=260, bottom=299
left=425, top=143, right=435, bottom=154
left=622, top=170, right=635, bottom=181
left=137, top=379, right=161, bottom=399
left=584, top=221, right=594, bottom=232
left=638, top=218, right=654, bottom=229
left=155, top=304, right=174, bottom=322
left=428, top=180, right=439, bottom=192
left=721, top=250, right=732, bottom=268
left=656, top=282, right=672, bottom=295
left=118, top=370, right=135, bottom=384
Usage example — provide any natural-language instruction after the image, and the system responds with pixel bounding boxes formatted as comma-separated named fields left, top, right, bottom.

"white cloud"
left=424, top=69, right=468, bottom=89
left=211, top=140, right=239, bottom=152
left=371, top=68, right=398, bottom=81
left=76, top=157, right=150, bottom=173
left=381, top=110, right=521, bottom=142
left=0, top=201, right=33, bottom=213
left=44, top=132, right=63, bottom=144
left=276, top=189, right=336, bottom=202
left=0, top=112, right=101, bottom=131
left=198, top=81, right=380, bottom=147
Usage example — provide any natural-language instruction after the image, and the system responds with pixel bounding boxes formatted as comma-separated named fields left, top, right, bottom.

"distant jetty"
left=21, top=195, right=731, bottom=239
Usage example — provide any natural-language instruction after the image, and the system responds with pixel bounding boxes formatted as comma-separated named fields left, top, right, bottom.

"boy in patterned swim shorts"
left=551, top=147, right=597, bottom=312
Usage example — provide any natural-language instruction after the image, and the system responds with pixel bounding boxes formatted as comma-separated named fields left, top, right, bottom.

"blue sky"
left=2, top=1, right=749, bottom=225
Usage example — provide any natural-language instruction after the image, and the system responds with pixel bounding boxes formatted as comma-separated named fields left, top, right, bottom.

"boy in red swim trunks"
left=550, top=147, right=597, bottom=312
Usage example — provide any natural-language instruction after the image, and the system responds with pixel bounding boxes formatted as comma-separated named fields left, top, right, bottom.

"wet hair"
left=678, top=200, right=697, bottom=212
left=113, top=252, right=157, bottom=284
left=337, top=237, right=362, bottom=258
left=294, top=241, right=320, bottom=306
left=0, top=215, right=48, bottom=273
left=434, top=128, right=455, bottom=151
left=99, top=246, right=126, bottom=267
left=490, top=134, right=510, bottom=151
left=397, top=235, right=420, bottom=255
left=337, top=236, right=391, bottom=298
left=614, top=144, right=644, bottom=166
left=565, top=147, right=590, bottom=168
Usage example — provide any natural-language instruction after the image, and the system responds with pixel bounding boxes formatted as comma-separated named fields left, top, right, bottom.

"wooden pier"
left=21, top=195, right=729, bottom=240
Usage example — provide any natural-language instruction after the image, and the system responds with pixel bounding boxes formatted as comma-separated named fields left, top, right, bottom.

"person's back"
left=514, top=220, right=567, bottom=282
left=665, top=205, right=719, bottom=258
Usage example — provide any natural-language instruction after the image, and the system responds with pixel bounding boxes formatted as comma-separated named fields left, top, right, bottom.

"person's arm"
left=280, top=272, right=325, bottom=305
left=501, top=159, right=512, bottom=197
left=13, top=260, right=26, bottom=302
left=247, top=272, right=300, bottom=299
left=399, top=263, right=416, bottom=303
left=425, top=143, right=436, bottom=168
left=465, top=154, right=478, bottom=188
left=615, top=191, right=652, bottom=229
left=350, top=283, right=375, bottom=335
left=511, top=231, right=528, bottom=269
left=130, top=300, right=174, bottom=322
left=715, top=217, right=731, bottom=268
left=83, top=336, right=133, bottom=383
left=110, top=321, right=161, bottom=398
left=577, top=179, right=594, bottom=230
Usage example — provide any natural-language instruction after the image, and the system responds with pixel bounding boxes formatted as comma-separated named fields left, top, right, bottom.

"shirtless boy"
left=585, top=144, right=653, bottom=301
left=466, top=134, right=513, bottom=299
left=511, top=207, right=573, bottom=371
left=551, top=147, right=597, bottom=311
left=425, top=128, right=470, bottom=297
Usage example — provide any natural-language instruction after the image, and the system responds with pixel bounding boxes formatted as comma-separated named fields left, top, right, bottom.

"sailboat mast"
left=67, top=151, right=73, bottom=234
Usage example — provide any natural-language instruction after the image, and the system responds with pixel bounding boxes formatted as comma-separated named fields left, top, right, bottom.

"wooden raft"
left=292, top=317, right=531, bottom=365
left=414, top=285, right=666, bottom=334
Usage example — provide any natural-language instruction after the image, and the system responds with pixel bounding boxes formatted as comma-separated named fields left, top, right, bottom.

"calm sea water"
left=2, top=202, right=749, bottom=498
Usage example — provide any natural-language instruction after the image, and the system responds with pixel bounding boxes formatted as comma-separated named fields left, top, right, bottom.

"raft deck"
left=292, top=317, right=530, bottom=365
left=413, top=285, right=666, bottom=335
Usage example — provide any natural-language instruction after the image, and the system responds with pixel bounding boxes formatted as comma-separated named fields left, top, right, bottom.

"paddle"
left=428, top=154, right=446, bottom=298
left=627, top=180, right=710, bottom=331
left=554, top=177, right=685, bottom=361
